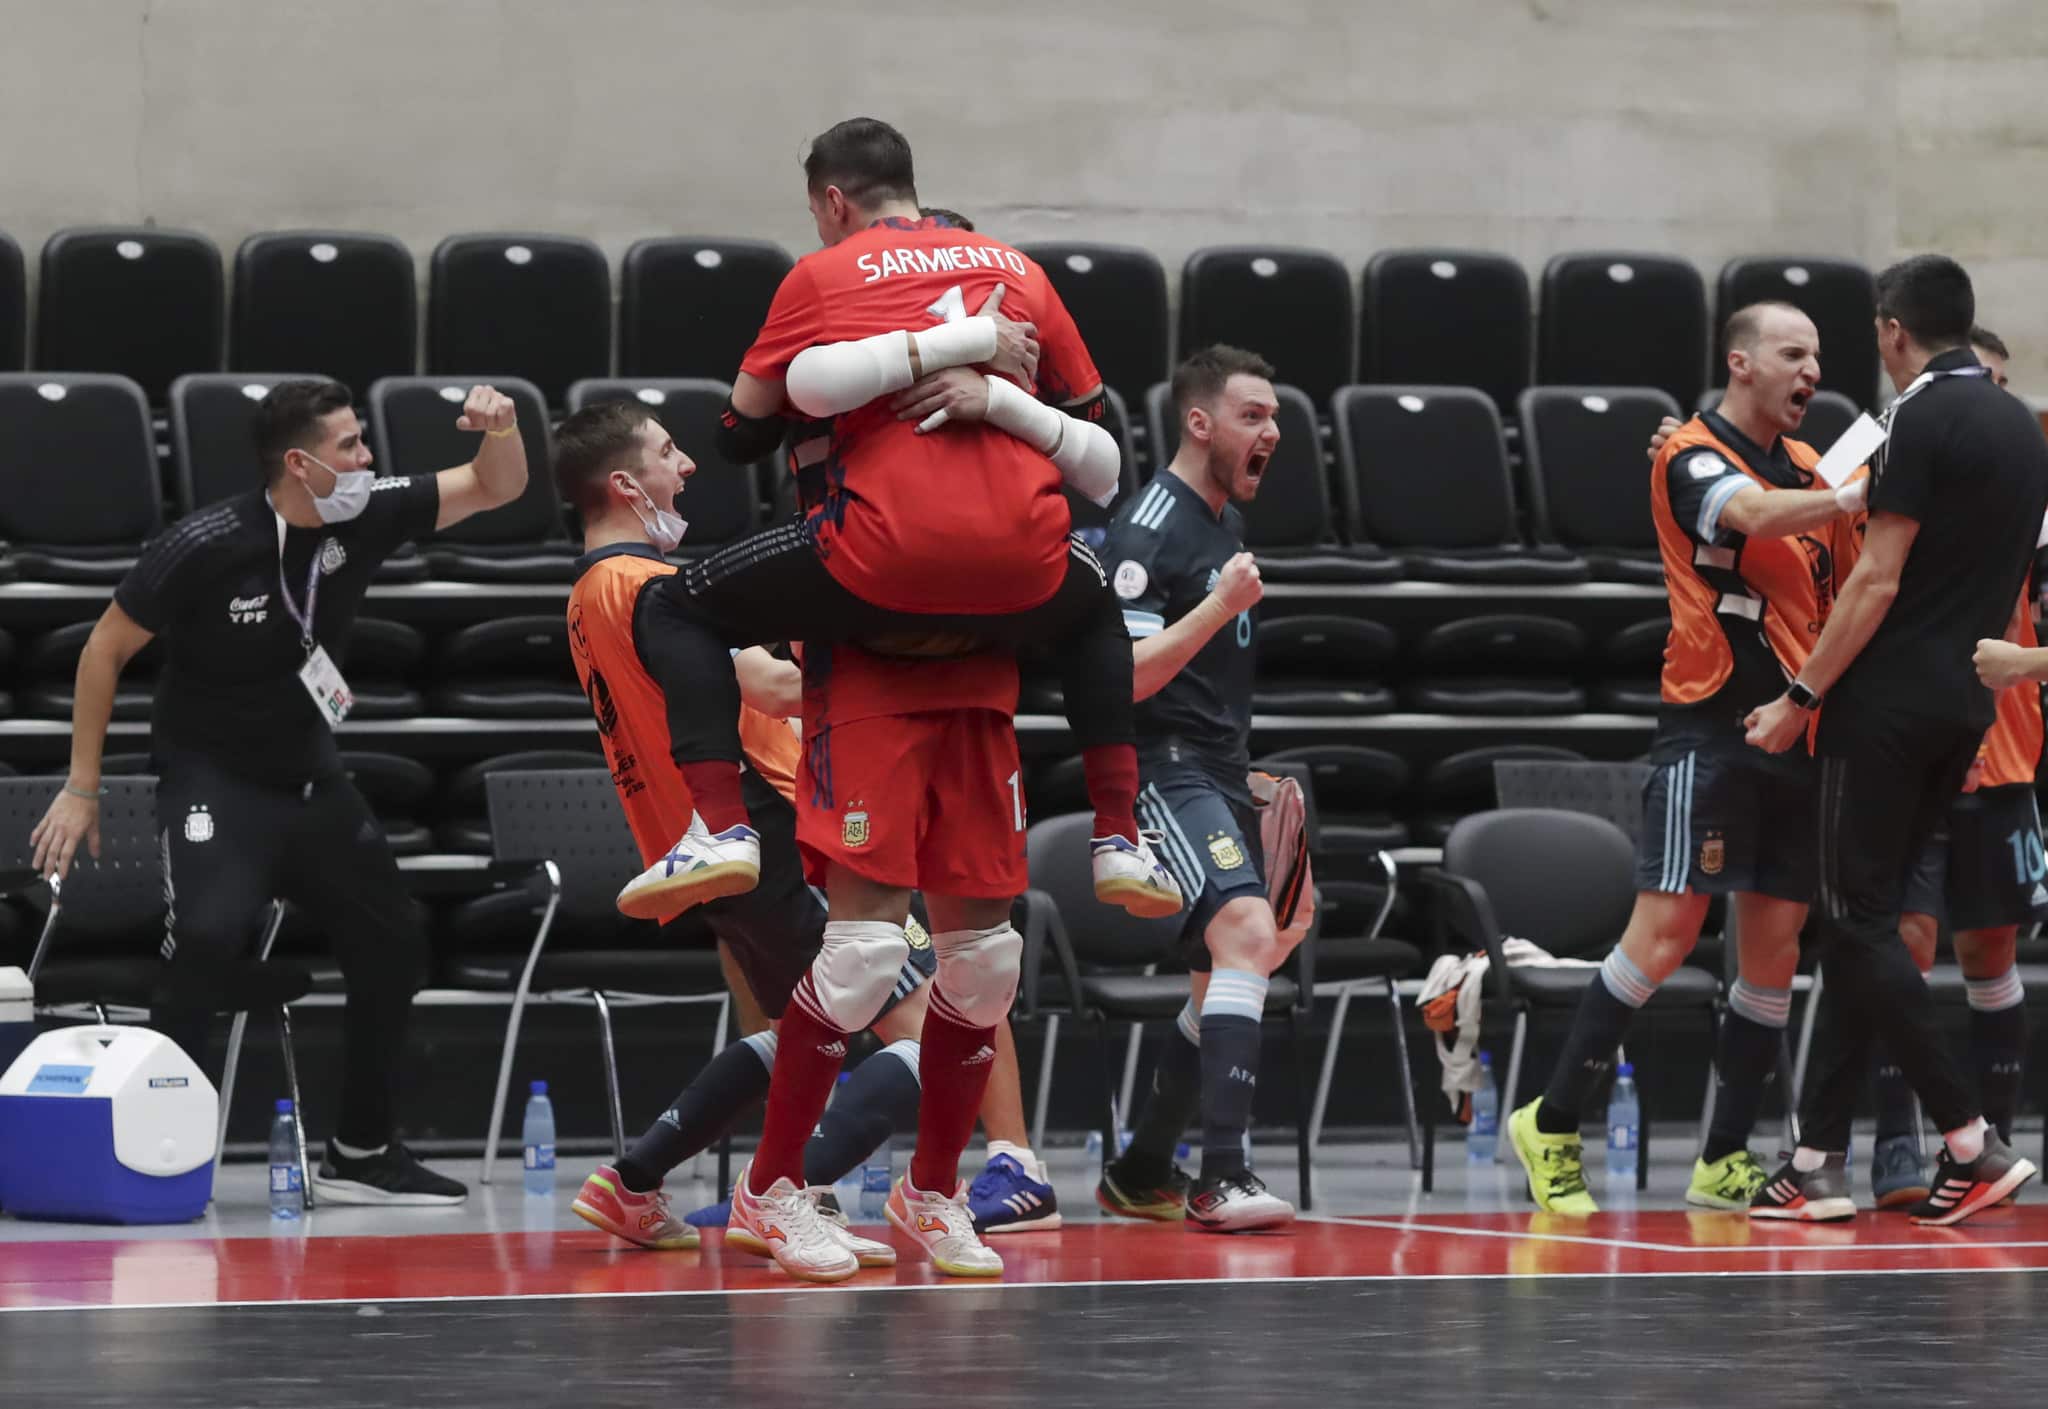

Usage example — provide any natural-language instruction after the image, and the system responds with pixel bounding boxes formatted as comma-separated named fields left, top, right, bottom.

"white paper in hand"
left=2036, top=510, right=2048, bottom=550
left=1813, top=412, right=1887, bottom=489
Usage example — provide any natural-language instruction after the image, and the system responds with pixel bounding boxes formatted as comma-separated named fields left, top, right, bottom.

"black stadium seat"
left=618, top=237, right=792, bottom=381
left=1405, top=614, right=1590, bottom=716
left=1359, top=249, right=1531, bottom=413
left=232, top=230, right=417, bottom=400
left=1518, top=386, right=1681, bottom=583
left=1715, top=256, right=1878, bottom=409
left=565, top=379, right=763, bottom=554
left=435, top=749, right=606, bottom=853
left=1065, top=387, right=1142, bottom=537
left=37, top=227, right=225, bottom=405
left=1255, top=615, right=1399, bottom=714
left=0, top=374, right=160, bottom=582
left=23, top=622, right=159, bottom=720
left=340, top=618, right=427, bottom=720
left=430, top=616, right=583, bottom=718
left=1539, top=252, right=1708, bottom=410
left=1179, top=246, right=1354, bottom=407
left=1331, top=385, right=1586, bottom=584
left=1415, top=744, right=1587, bottom=843
left=0, top=231, right=24, bottom=372
left=429, top=234, right=611, bottom=408
left=339, top=751, right=437, bottom=856
left=1019, top=243, right=1171, bottom=411
left=368, top=376, right=571, bottom=581
left=1698, top=386, right=1860, bottom=458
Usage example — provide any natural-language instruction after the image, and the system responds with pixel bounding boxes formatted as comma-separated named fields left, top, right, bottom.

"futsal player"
left=1073, top=346, right=1299, bottom=1231
left=1507, top=304, right=1869, bottom=1215
left=616, top=118, right=1179, bottom=926
left=1872, top=326, right=2037, bottom=1207
left=28, top=379, right=527, bottom=1205
left=1743, top=256, right=2042, bottom=1225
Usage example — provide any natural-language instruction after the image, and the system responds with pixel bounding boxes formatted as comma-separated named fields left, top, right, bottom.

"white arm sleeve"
left=982, top=375, right=1122, bottom=507
left=783, top=317, right=999, bottom=417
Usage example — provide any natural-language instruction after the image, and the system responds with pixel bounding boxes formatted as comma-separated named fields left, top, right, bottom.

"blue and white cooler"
left=0, top=1025, right=217, bottom=1224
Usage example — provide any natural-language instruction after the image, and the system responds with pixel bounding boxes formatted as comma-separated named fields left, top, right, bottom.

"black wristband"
left=716, top=400, right=786, bottom=464
left=1786, top=680, right=1821, bottom=711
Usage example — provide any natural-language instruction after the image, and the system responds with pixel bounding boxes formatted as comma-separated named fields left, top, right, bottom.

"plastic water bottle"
left=523, top=1080, right=556, bottom=1197
left=1606, top=1064, right=1640, bottom=1178
left=1467, top=1051, right=1499, bottom=1163
left=269, top=1099, right=303, bottom=1220
left=858, top=1137, right=893, bottom=1220
left=1083, top=1128, right=1134, bottom=1161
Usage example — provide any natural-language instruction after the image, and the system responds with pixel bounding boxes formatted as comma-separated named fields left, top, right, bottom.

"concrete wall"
left=0, top=0, right=2039, bottom=384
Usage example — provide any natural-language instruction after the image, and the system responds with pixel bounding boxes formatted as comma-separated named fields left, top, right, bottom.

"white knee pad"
left=806, top=920, right=911, bottom=1030
left=934, top=924, right=1023, bottom=1027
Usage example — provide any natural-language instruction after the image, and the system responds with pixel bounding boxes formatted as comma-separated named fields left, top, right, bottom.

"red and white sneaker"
left=726, top=1165, right=858, bottom=1284
left=617, top=812, right=761, bottom=919
left=570, top=1165, right=699, bottom=1250
left=885, top=1174, right=1003, bottom=1277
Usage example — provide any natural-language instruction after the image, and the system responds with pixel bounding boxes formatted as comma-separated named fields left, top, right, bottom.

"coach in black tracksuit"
left=29, top=379, right=527, bottom=1206
left=1742, top=256, right=2045, bottom=1225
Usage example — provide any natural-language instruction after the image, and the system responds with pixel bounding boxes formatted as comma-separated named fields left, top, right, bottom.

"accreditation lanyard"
left=1873, top=363, right=1994, bottom=486
left=273, top=511, right=322, bottom=653
left=272, top=508, right=354, bottom=727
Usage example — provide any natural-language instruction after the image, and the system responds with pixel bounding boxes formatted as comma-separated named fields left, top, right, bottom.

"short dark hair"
left=803, top=118, right=917, bottom=207
left=1969, top=324, right=2010, bottom=361
left=919, top=207, right=974, bottom=232
left=553, top=400, right=657, bottom=517
left=1721, top=300, right=1808, bottom=358
left=1171, top=344, right=1277, bottom=422
left=1874, top=254, right=1975, bottom=349
left=253, top=379, right=353, bottom=484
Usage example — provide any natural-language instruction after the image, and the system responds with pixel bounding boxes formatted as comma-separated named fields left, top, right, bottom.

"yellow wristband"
left=485, top=425, right=519, bottom=439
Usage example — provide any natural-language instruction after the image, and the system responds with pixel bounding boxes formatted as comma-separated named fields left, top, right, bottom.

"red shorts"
left=796, top=709, right=1027, bottom=899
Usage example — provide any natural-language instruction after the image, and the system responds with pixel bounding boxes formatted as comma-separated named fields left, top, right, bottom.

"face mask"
left=299, top=452, right=374, bottom=524
left=621, top=475, right=687, bottom=554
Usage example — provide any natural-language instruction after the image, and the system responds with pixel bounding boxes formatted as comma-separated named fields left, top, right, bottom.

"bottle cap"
left=530, top=1079, right=548, bottom=1095
left=1478, top=1050, right=1492, bottom=1067
left=1617, top=1062, right=1634, bottom=1078
left=274, top=1098, right=293, bottom=1114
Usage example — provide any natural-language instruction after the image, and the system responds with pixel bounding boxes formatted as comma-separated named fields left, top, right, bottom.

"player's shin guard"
left=910, top=926, right=1021, bottom=1194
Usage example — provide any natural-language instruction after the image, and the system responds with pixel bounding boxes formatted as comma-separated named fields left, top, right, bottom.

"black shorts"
left=1135, top=764, right=1267, bottom=973
left=1901, top=782, right=2048, bottom=933
left=1632, top=737, right=1816, bottom=903
left=693, top=768, right=935, bottom=1017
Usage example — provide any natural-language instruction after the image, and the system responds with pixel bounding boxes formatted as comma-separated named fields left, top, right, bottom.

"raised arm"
left=433, top=385, right=529, bottom=531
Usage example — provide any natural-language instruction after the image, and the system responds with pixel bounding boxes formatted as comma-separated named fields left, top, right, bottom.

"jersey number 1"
left=927, top=285, right=968, bottom=326
left=1006, top=770, right=1024, bottom=833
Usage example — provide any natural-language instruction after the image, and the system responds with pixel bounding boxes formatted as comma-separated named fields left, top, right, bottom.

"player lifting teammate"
left=1509, top=303, right=1868, bottom=1215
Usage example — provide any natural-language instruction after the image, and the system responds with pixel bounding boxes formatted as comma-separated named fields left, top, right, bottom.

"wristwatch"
left=1786, top=680, right=1822, bottom=711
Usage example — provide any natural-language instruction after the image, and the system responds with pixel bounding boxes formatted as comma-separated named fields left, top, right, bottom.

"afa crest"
left=905, top=916, right=932, bottom=951
left=843, top=810, right=870, bottom=848
left=1208, top=833, right=1245, bottom=871
left=1699, top=833, right=1725, bottom=877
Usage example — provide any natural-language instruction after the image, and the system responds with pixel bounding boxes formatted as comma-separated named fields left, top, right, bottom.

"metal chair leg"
left=1387, top=984, right=1423, bottom=1171
left=1790, top=967, right=1824, bottom=1112
left=216, top=902, right=288, bottom=1161
left=1636, top=1065, right=1650, bottom=1192
left=277, top=1005, right=313, bottom=1211
left=482, top=864, right=562, bottom=1186
left=1029, top=1013, right=1060, bottom=1154
left=592, top=991, right=627, bottom=1162
left=1496, top=1008, right=1528, bottom=1164
left=1290, top=1015, right=1312, bottom=1211
left=1307, top=985, right=1354, bottom=1153
left=1117, top=1020, right=1145, bottom=1129
left=1093, top=1018, right=1119, bottom=1172
left=1777, top=1026, right=1801, bottom=1150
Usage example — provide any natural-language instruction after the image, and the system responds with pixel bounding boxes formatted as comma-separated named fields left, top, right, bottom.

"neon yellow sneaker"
left=1508, top=1100, right=1599, bottom=1215
left=1686, top=1149, right=1768, bottom=1210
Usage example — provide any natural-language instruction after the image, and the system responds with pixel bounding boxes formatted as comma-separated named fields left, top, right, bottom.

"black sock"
left=1125, top=1016, right=1202, bottom=1173
left=617, top=1034, right=775, bottom=1192
left=1971, top=1004, right=2027, bottom=1144
left=1198, top=971, right=1268, bottom=1182
left=802, top=1040, right=921, bottom=1186
left=1702, top=1011, right=1782, bottom=1164
left=1537, top=977, right=1638, bottom=1134
left=1870, top=1057, right=1917, bottom=1144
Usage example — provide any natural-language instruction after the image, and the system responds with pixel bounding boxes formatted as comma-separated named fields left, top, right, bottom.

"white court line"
left=1339, top=1215, right=2048, bottom=1256
left=3, top=1260, right=2046, bottom=1316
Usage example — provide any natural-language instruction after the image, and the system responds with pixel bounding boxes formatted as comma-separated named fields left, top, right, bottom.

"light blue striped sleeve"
left=1123, top=610, right=1165, bottom=639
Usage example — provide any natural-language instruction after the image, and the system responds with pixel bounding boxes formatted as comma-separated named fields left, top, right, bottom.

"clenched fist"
left=1215, top=552, right=1263, bottom=614
left=457, top=385, right=518, bottom=436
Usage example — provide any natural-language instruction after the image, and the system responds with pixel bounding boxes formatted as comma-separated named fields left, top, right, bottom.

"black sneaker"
left=1908, top=1129, right=2037, bottom=1227
left=1186, top=1170, right=1294, bottom=1233
left=1096, top=1158, right=1192, bottom=1222
left=1748, top=1153, right=1856, bottom=1222
left=312, top=1140, right=468, bottom=1206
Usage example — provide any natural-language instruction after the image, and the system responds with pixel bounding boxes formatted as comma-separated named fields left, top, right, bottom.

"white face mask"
left=299, top=452, right=374, bottom=524
left=620, top=475, right=687, bottom=554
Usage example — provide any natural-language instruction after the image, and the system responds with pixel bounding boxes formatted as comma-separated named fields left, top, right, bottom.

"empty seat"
left=1697, top=386, right=1860, bottom=457
left=0, top=231, right=23, bottom=371
left=1539, top=253, right=1708, bottom=409
left=0, top=374, right=160, bottom=582
left=1403, top=614, right=1590, bottom=716
left=37, top=227, right=225, bottom=404
left=367, top=376, right=571, bottom=580
left=1260, top=745, right=1410, bottom=872
left=1414, top=743, right=1587, bottom=843
left=1018, top=243, right=1171, bottom=410
left=430, top=617, right=582, bottom=717
left=1145, top=382, right=1398, bottom=582
left=23, top=622, right=159, bottom=720
left=565, top=379, right=763, bottom=552
left=428, top=234, right=610, bottom=407
left=1251, top=614, right=1398, bottom=713
left=1715, top=256, right=1878, bottom=409
left=1331, top=385, right=1587, bottom=583
left=1359, top=249, right=1530, bottom=412
left=231, top=230, right=417, bottom=400
left=1518, top=386, right=1681, bottom=582
left=618, top=238, right=792, bottom=381
left=1178, top=246, right=1353, bottom=407
left=339, top=751, right=437, bottom=856
left=339, top=618, right=426, bottom=719
left=435, top=749, right=606, bottom=852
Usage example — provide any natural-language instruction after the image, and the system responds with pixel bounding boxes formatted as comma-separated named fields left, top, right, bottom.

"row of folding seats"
left=0, top=225, right=1879, bottom=413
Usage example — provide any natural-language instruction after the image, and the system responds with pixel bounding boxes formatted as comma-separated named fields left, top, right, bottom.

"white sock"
left=1791, top=1146, right=1829, bottom=1173
left=332, top=1138, right=388, bottom=1161
left=988, top=1139, right=1044, bottom=1180
left=1944, top=1117, right=1989, bottom=1163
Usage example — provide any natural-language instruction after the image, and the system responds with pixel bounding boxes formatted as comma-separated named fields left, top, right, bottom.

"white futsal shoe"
left=885, top=1175, right=1004, bottom=1277
left=616, top=811, right=761, bottom=919
left=726, top=1166, right=859, bottom=1284
left=812, top=1188, right=898, bottom=1268
left=1092, top=832, right=1184, bottom=918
